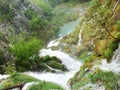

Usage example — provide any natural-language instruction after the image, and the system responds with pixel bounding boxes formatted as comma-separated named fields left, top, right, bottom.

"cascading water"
left=98, top=43, right=120, bottom=73
left=25, top=48, right=82, bottom=90
left=78, top=22, right=86, bottom=46
left=24, top=18, right=83, bottom=89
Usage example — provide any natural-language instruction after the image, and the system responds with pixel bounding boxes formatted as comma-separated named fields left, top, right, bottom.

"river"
left=57, top=18, right=81, bottom=38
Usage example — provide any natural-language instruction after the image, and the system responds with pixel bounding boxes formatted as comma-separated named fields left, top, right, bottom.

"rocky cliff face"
left=0, top=0, right=56, bottom=73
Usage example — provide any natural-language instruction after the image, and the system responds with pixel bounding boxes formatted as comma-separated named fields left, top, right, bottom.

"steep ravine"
left=1, top=0, right=120, bottom=90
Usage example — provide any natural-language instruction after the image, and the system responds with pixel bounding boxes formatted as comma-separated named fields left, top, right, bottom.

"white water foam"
left=26, top=49, right=82, bottom=90
left=78, top=22, right=85, bottom=46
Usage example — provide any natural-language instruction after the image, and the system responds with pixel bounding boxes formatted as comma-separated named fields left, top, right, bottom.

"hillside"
left=1, top=0, right=120, bottom=90
left=62, top=0, right=120, bottom=89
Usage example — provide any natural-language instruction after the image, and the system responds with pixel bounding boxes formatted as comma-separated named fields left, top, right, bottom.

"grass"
left=0, top=72, right=64, bottom=90
left=104, top=40, right=119, bottom=60
left=28, top=81, right=64, bottom=90
left=89, top=70, right=120, bottom=90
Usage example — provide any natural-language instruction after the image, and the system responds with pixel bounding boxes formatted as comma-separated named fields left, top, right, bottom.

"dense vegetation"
left=68, top=0, right=120, bottom=89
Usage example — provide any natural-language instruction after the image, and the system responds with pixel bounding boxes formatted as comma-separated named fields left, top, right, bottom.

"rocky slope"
left=58, top=0, right=120, bottom=90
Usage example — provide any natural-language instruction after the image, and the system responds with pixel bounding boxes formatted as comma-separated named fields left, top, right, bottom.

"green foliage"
left=30, top=0, right=53, bottom=17
left=30, top=16, right=48, bottom=30
left=0, top=1, right=15, bottom=22
left=89, top=70, right=120, bottom=90
left=104, top=48, right=112, bottom=59
left=72, top=81, right=88, bottom=90
left=0, top=51, right=5, bottom=64
left=104, top=41, right=119, bottom=59
left=24, top=8, right=37, bottom=20
left=91, top=0, right=99, bottom=7
left=117, top=20, right=120, bottom=30
left=47, top=61, right=65, bottom=71
left=10, top=72, right=38, bottom=83
left=109, top=41, right=119, bottom=51
left=78, top=51, right=90, bottom=61
left=117, top=32, right=120, bottom=39
left=28, top=81, right=64, bottom=90
left=10, top=36, right=43, bottom=71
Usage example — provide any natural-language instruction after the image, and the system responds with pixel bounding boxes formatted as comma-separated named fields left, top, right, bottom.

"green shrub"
left=117, top=20, right=120, bottom=30
left=10, top=37, right=43, bottom=71
left=89, top=70, right=120, bottom=90
left=0, top=1, right=15, bottom=22
left=79, top=51, right=89, bottom=59
left=117, top=32, right=120, bottom=39
left=104, top=48, right=112, bottom=59
left=109, top=41, right=119, bottom=51
left=104, top=40, right=119, bottom=60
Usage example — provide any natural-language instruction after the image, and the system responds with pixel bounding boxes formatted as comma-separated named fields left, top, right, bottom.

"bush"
left=104, top=48, right=112, bottom=59
left=104, top=40, right=119, bottom=60
left=0, top=1, right=15, bottom=22
left=89, top=70, right=120, bottom=90
left=10, top=37, right=43, bottom=71
left=117, top=32, right=120, bottom=39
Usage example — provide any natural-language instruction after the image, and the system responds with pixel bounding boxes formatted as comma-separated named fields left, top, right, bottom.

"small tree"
left=10, top=37, right=43, bottom=71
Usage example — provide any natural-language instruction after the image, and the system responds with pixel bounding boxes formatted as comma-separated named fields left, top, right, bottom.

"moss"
left=28, top=81, right=64, bottom=90
left=47, top=61, right=66, bottom=71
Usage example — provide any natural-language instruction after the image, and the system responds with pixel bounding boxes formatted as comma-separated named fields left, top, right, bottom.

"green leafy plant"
left=89, top=70, right=120, bottom=90
left=10, top=37, right=43, bottom=71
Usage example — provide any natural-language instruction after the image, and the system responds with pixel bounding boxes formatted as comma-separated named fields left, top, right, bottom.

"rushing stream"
left=25, top=18, right=83, bottom=90
left=26, top=49, right=82, bottom=90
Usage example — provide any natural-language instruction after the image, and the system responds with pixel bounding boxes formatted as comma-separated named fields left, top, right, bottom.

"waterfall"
left=78, top=22, right=85, bottom=46
left=25, top=40, right=82, bottom=90
left=78, top=27, right=83, bottom=46
left=47, top=37, right=62, bottom=48
left=94, top=43, right=120, bottom=73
